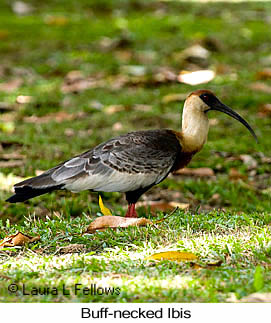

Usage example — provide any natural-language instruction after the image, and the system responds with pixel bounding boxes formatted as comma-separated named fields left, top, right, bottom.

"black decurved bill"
left=200, top=93, right=258, bottom=143
left=210, top=102, right=258, bottom=143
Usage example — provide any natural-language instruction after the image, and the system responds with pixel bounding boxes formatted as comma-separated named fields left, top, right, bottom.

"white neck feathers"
left=181, top=95, right=209, bottom=153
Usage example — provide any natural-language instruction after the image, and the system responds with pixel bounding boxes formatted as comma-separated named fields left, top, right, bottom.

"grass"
left=0, top=0, right=271, bottom=302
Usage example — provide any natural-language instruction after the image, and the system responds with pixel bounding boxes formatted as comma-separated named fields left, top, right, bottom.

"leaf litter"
left=0, top=232, right=40, bottom=249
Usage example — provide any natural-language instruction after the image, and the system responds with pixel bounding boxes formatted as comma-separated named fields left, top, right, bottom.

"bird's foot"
left=125, top=203, right=138, bottom=218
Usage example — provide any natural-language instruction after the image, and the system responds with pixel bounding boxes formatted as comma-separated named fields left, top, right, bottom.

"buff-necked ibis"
left=6, top=90, right=257, bottom=217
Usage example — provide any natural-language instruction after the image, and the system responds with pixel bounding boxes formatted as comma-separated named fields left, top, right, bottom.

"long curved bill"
left=210, top=101, right=258, bottom=143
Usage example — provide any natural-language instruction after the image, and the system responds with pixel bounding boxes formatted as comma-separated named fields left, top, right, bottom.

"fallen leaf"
left=137, top=201, right=189, bottom=213
left=86, top=215, right=152, bottom=233
left=99, top=195, right=112, bottom=216
left=256, top=68, right=271, bottom=80
left=190, top=259, right=223, bottom=269
left=104, top=105, right=126, bottom=115
left=0, top=152, right=25, bottom=160
left=133, top=104, right=152, bottom=112
left=178, top=70, right=215, bottom=85
left=229, top=168, right=247, bottom=181
left=61, top=70, right=105, bottom=93
left=258, top=103, right=271, bottom=117
left=238, top=293, right=271, bottom=303
left=12, top=1, right=33, bottom=16
left=249, top=82, right=271, bottom=94
left=146, top=251, right=198, bottom=262
left=0, top=121, right=15, bottom=134
left=0, top=102, right=15, bottom=113
left=0, top=232, right=40, bottom=249
left=0, top=172, right=26, bottom=191
left=58, top=244, right=86, bottom=254
left=240, top=154, right=258, bottom=170
left=208, top=193, right=221, bottom=205
left=114, top=50, right=133, bottom=62
left=0, top=78, right=23, bottom=93
left=162, top=93, right=187, bottom=104
left=152, top=67, right=177, bottom=83
left=121, top=65, right=146, bottom=77
left=112, top=122, right=123, bottom=131
left=0, top=160, right=24, bottom=168
left=261, top=156, right=271, bottom=164
left=23, top=111, right=86, bottom=124
left=173, top=44, right=210, bottom=68
left=16, top=95, right=33, bottom=104
left=173, top=167, right=215, bottom=177
left=181, top=44, right=210, bottom=60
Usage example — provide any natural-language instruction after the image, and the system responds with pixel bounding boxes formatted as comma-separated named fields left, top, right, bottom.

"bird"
left=6, top=89, right=257, bottom=218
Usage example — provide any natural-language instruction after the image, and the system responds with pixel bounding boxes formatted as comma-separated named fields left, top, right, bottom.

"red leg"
left=125, top=203, right=138, bottom=218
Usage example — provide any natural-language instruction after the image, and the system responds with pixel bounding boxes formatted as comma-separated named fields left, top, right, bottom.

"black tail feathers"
left=6, top=185, right=64, bottom=203
left=6, top=185, right=63, bottom=203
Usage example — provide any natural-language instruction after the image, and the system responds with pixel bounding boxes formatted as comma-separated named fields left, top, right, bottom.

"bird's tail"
left=6, top=171, right=63, bottom=203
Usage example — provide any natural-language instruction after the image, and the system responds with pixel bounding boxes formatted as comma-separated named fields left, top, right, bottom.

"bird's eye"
left=202, top=94, right=209, bottom=100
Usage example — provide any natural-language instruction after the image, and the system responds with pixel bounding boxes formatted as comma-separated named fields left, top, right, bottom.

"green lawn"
left=0, top=0, right=270, bottom=302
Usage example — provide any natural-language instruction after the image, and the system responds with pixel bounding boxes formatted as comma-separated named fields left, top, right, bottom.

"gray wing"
left=49, top=129, right=182, bottom=193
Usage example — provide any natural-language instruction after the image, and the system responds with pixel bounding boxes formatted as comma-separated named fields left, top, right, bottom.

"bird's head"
left=185, top=89, right=258, bottom=142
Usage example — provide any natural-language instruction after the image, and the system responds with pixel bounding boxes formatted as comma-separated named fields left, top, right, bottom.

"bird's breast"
left=171, top=151, right=195, bottom=173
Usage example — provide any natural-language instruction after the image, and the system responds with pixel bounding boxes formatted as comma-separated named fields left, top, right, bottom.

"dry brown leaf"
left=23, top=111, right=86, bottom=124
left=58, top=244, right=86, bottom=254
left=133, top=104, right=152, bottom=112
left=261, top=155, right=271, bottom=164
left=0, top=231, right=40, bottom=249
left=256, top=68, right=271, bottom=80
left=61, top=71, right=105, bottom=93
left=162, top=93, right=187, bottom=104
left=0, top=78, right=23, bottom=93
left=178, top=70, right=215, bottom=85
left=137, top=201, right=189, bottom=213
left=249, top=82, right=271, bottom=94
left=208, top=193, right=221, bottom=205
left=239, top=293, right=271, bottom=303
left=0, top=160, right=24, bottom=168
left=173, top=44, right=210, bottom=68
left=173, top=167, right=215, bottom=177
left=114, top=50, right=133, bottom=62
left=0, top=152, right=25, bottom=160
left=147, top=251, right=198, bottom=262
left=152, top=67, right=177, bottom=83
left=258, top=103, right=271, bottom=118
left=86, top=215, right=152, bottom=233
left=190, top=259, right=223, bottom=270
left=229, top=168, right=247, bottom=181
